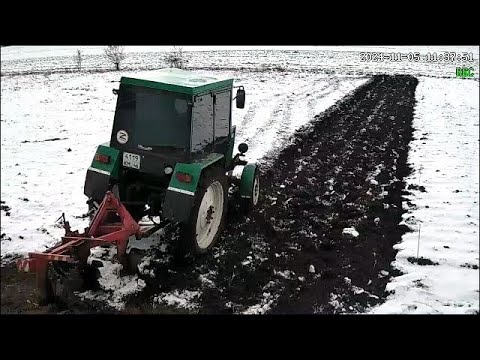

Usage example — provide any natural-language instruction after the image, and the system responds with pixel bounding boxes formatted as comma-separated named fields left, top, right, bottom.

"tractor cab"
left=110, top=68, right=245, bottom=160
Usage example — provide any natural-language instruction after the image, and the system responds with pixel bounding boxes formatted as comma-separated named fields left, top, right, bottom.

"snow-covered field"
left=1, top=46, right=479, bottom=314
left=369, top=77, right=479, bottom=314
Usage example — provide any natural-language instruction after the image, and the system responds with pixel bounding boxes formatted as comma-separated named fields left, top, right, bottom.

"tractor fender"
left=239, top=163, right=258, bottom=198
left=163, top=153, right=224, bottom=223
left=84, top=144, right=120, bottom=201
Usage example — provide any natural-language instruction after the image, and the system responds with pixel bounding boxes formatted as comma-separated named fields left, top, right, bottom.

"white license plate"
left=123, top=152, right=141, bottom=169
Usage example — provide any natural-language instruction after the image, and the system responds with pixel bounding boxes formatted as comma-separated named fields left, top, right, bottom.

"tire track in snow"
left=233, top=74, right=368, bottom=165
left=306, top=78, right=340, bottom=121
left=235, top=80, right=275, bottom=132
left=242, top=76, right=340, bottom=162
left=250, top=77, right=344, bottom=163
left=242, top=95, right=297, bottom=161
left=306, top=79, right=336, bottom=122
left=234, top=73, right=288, bottom=139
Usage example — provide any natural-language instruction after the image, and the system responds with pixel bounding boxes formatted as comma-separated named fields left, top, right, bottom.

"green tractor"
left=84, top=68, right=260, bottom=256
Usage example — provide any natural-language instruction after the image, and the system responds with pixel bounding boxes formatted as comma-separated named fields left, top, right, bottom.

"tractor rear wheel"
left=88, top=202, right=100, bottom=222
left=124, top=204, right=145, bottom=224
left=179, top=167, right=227, bottom=256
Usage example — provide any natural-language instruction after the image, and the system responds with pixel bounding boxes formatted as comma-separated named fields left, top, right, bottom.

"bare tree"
left=75, top=49, right=82, bottom=71
left=164, top=46, right=187, bottom=69
left=104, top=45, right=126, bottom=71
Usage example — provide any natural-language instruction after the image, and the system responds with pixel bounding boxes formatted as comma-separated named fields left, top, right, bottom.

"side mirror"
left=236, top=86, right=245, bottom=109
left=238, top=143, right=248, bottom=154
left=113, top=89, right=119, bottom=95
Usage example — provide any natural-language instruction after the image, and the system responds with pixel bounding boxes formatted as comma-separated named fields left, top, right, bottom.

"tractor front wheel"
left=179, top=168, right=227, bottom=256
left=240, top=167, right=260, bottom=213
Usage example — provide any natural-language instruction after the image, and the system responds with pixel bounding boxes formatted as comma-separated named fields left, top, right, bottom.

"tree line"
left=74, top=46, right=188, bottom=71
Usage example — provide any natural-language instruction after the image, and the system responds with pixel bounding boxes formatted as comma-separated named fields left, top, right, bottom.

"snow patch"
left=137, top=256, right=155, bottom=277
left=243, top=292, right=279, bottom=315
left=76, top=246, right=146, bottom=311
left=274, top=269, right=296, bottom=280
left=154, top=290, right=201, bottom=311
left=342, top=227, right=359, bottom=238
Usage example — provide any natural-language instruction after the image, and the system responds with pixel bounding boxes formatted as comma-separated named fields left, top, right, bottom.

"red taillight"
left=95, top=153, right=110, bottom=164
left=175, top=172, right=192, bottom=183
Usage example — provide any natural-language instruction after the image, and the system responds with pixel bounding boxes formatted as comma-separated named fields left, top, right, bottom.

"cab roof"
left=120, top=68, right=234, bottom=95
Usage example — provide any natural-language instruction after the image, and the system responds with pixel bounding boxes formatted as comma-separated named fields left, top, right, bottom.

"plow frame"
left=16, top=191, right=160, bottom=304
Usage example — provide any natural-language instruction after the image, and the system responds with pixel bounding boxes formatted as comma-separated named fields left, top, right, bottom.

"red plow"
left=16, top=191, right=162, bottom=304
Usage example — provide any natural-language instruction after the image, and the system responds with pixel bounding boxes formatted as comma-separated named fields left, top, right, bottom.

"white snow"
left=243, top=292, right=279, bottom=315
left=342, top=227, right=360, bottom=238
left=366, top=164, right=384, bottom=186
left=231, top=74, right=368, bottom=164
left=77, top=247, right=146, bottom=311
left=329, top=293, right=345, bottom=312
left=199, top=271, right=217, bottom=288
left=369, top=77, right=479, bottom=314
left=137, top=255, right=155, bottom=277
left=154, top=289, right=201, bottom=311
left=274, top=269, right=296, bottom=280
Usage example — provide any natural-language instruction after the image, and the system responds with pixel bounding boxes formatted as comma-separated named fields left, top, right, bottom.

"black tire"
left=240, top=167, right=260, bottom=214
left=124, top=204, right=145, bottom=223
left=178, top=167, right=228, bottom=256
left=88, top=201, right=99, bottom=222
left=122, top=184, right=146, bottom=223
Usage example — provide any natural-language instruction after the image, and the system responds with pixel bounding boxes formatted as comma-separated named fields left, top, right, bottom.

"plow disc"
left=16, top=191, right=161, bottom=305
